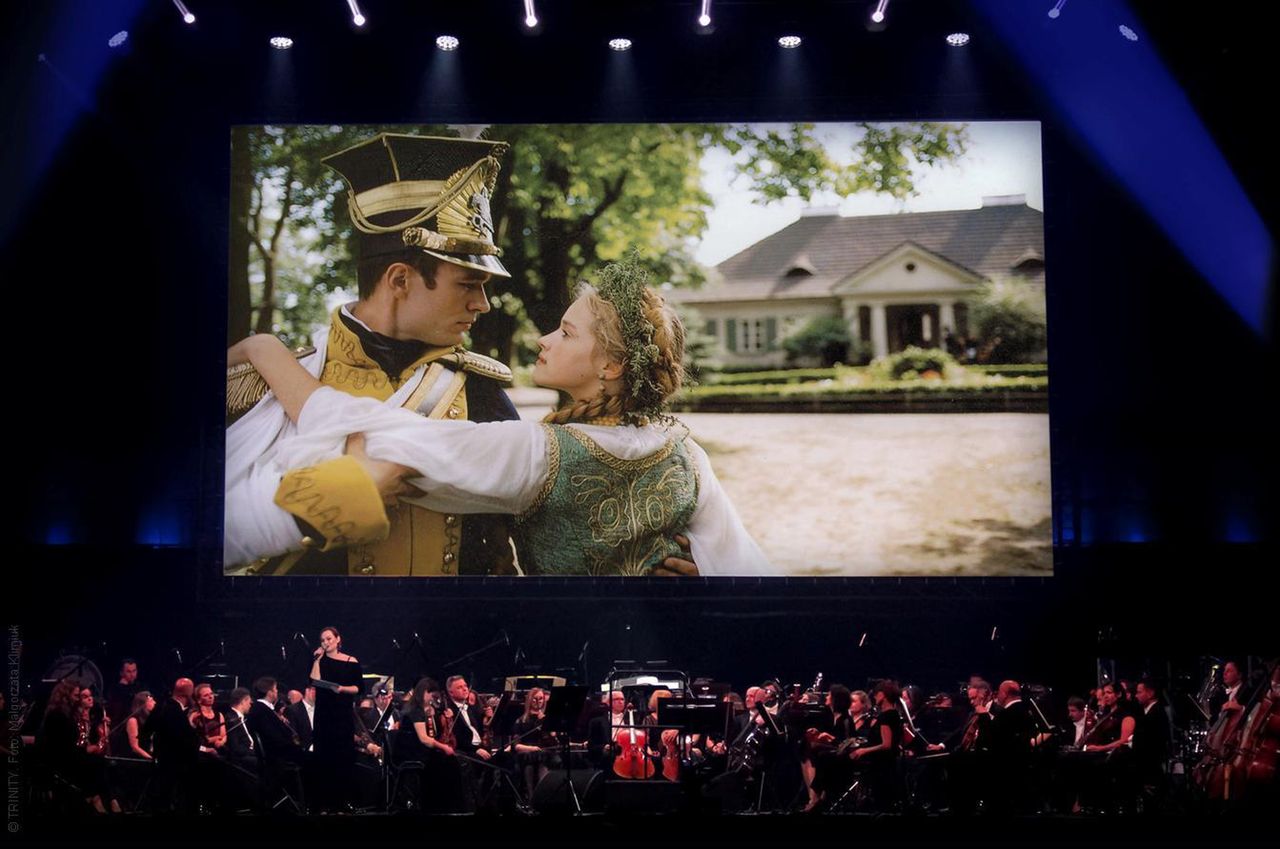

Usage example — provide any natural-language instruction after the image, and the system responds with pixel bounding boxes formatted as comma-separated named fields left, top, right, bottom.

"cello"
left=1226, top=665, right=1280, bottom=799
left=612, top=709, right=653, bottom=779
left=1192, top=688, right=1249, bottom=799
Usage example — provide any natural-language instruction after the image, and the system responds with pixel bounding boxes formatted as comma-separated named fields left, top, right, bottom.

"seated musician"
left=1076, top=681, right=1137, bottom=813
left=510, top=687, right=551, bottom=797
left=587, top=690, right=629, bottom=769
left=802, top=684, right=855, bottom=813
left=393, top=678, right=455, bottom=813
left=1211, top=660, right=1251, bottom=721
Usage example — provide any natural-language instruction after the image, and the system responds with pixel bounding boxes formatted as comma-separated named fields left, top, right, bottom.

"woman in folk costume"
left=226, top=255, right=776, bottom=577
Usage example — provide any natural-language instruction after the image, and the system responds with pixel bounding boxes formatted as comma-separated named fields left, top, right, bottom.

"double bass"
left=1192, top=691, right=1249, bottom=798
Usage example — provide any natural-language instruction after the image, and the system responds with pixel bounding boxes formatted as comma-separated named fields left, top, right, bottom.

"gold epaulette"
left=226, top=345, right=317, bottom=424
left=445, top=349, right=513, bottom=386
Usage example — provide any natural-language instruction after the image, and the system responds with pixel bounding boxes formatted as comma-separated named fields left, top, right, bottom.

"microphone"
left=500, top=630, right=510, bottom=646
left=295, top=632, right=309, bottom=645
left=412, top=632, right=422, bottom=644
left=280, top=645, right=287, bottom=663
left=990, top=626, right=999, bottom=641
left=219, top=639, right=226, bottom=657
left=578, top=640, right=589, bottom=662
left=392, top=638, right=402, bottom=650
left=173, top=648, right=183, bottom=665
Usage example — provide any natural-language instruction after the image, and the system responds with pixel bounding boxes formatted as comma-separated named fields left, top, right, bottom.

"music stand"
left=543, top=685, right=589, bottom=814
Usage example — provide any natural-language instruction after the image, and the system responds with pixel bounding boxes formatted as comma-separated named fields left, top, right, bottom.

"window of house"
left=739, top=318, right=768, bottom=352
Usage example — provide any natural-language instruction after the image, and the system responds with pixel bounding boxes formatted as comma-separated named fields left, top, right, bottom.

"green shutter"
left=704, top=318, right=717, bottom=338
left=726, top=319, right=737, bottom=352
left=765, top=317, right=778, bottom=350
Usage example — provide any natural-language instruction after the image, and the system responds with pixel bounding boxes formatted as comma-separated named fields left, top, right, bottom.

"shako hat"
left=322, top=133, right=510, bottom=278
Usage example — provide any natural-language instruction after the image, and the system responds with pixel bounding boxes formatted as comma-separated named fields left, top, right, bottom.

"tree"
left=783, top=315, right=854, bottom=366
left=967, top=276, right=1048, bottom=363
left=230, top=122, right=970, bottom=358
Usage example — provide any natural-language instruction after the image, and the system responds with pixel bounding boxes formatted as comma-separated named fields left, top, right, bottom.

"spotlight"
left=172, top=0, right=195, bottom=25
left=347, top=0, right=365, bottom=27
left=436, top=34, right=460, bottom=51
left=108, top=30, right=128, bottom=48
left=946, top=32, right=970, bottom=47
left=523, top=0, right=538, bottom=28
left=270, top=36, right=293, bottom=49
left=608, top=37, right=632, bottom=51
left=778, top=35, right=801, bottom=48
left=1119, top=24, right=1138, bottom=41
left=872, top=0, right=889, bottom=24
left=698, top=0, right=712, bottom=27
left=1048, top=0, right=1067, bottom=19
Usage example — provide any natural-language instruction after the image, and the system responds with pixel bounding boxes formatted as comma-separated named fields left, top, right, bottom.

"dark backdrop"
left=3, top=1, right=1274, bottom=702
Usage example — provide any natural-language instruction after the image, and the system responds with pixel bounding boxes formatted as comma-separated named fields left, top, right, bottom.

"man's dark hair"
left=120, top=658, right=137, bottom=671
left=357, top=250, right=442, bottom=299
left=1067, top=696, right=1087, bottom=711
left=252, top=676, right=277, bottom=700
left=1136, top=677, right=1160, bottom=696
left=229, top=687, right=252, bottom=708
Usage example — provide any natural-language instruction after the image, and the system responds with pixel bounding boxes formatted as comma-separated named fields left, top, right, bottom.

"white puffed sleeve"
left=683, top=438, right=781, bottom=577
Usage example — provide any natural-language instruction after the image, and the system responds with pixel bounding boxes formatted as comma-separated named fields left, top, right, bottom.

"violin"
left=612, top=709, right=653, bottom=779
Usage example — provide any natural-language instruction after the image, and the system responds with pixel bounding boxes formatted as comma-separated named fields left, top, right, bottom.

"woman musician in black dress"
left=309, top=625, right=363, bottom=811
left=802, top=684, right=857, bottom=812
left=509, top=687, right=552, bottom=798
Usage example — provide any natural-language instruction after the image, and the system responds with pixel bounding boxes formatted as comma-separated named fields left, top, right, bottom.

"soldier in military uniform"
left=225, top=133, right=521, bottom=576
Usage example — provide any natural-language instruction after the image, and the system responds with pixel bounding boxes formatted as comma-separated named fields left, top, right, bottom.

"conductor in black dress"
left=309, top=625, right=364, bottom=811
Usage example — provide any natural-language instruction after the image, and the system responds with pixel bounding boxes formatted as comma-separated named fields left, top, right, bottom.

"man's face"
left=121, top=663, right=138, bottom=684
left=1135, top=683, right=1155, bottom=707
left=234, top=697, right=251, bottom=715
left=967, top=688, right=983, bottom=708
left=1067, top=704, right=1086, bottom=723
left=398, top=262, right=492, bottom=346
left=268, top=684, right=279, bottom=705
left=304, top=687, right=316, bottom=706
left=1223, top=663, right=1241, bottom=688
left=376, top=692, right=392, bottom=709
left=610, top=692, right=626, bottom=713
left=448, top=679, right=470, bottom=703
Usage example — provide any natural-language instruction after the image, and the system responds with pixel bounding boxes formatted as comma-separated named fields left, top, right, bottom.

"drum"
left=42, top=655, right=104, bottom=695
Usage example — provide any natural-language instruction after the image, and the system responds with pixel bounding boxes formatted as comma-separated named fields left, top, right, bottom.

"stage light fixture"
left=1048, top=0, right=1067, bottom=19
left=778, top=35, right=801, bottom=48
left=871, top=0, right=889, bottom=24
left=270, top=36, right=294, bottom=49
left=1119, top=24, right=1138, bottom=41
left=608, top=37, right=633, bottom=51
left=108, top=30, right=129, bottom=48
left=698, top=0, right=712, bottom=27
left=436, top=34, right=460, bottom=51
left=347, top=0, right=365, bottom=27
left=946, top=32, right=970, bottom=47
left=524, top=0, right=538, bottom=28
left=172, top=0, right=195, bottom=25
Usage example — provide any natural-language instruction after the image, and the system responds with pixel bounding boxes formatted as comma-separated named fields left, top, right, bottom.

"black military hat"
left=322, top=133, right=510, bottom=278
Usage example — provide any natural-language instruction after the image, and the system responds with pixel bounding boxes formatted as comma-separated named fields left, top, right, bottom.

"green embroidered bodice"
left=515, top=425, right=699, bottom=576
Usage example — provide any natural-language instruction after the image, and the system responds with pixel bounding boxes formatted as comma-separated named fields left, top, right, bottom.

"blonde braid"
left=542, top=393, right=625, bottom=425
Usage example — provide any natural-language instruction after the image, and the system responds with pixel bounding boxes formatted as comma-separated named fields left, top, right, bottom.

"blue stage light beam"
left=973, top=0, right=1272, bottom=335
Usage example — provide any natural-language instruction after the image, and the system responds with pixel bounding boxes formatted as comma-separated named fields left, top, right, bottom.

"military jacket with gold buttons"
left=235, top=308, right=519, bottom=577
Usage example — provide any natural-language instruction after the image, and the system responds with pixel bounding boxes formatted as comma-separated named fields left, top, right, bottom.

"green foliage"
left=678, top=374, right=1048, bottom=402
left=781, top=315, right=852, bottom=366
left=672, top=302, right=714, bottom=386
left=967, top=276, right=1048, bottom=364
left=869, top=346, right=960, bottom=381
left=231, top=121, right=970, bottom=359
left=705, top=367, right=845, bottom=386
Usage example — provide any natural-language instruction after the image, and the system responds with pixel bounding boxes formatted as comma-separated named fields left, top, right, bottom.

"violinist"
left=1078, top=681, right=1137, bottom=813
left=394, top=678, right=455, bottom=813
left=444, top=675, right=492, bottom=812
left=928, top=680, right=992, bottom=815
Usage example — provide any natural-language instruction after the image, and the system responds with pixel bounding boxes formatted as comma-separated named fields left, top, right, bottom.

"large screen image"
left=225, top=122, right=1049, bottom=578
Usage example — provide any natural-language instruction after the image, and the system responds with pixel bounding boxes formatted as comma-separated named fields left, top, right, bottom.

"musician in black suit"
left=984, top=680, right=1038, bottom=812
left=284, top=685, right=316, bottom=752
left=444, top=675, right=491, bottom=812
left=220, top=688, right=263, bottom=809
left=247, top=677, right=303, bottom=764
left=1132, top=677, right=1172, bottom=807
left=140, top=677, right=201, bottom=811
left=1209, top=660, right=1254, bottom=721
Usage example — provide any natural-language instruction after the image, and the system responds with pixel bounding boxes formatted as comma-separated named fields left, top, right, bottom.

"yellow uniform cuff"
left=274, top=456, right=390, bottom=552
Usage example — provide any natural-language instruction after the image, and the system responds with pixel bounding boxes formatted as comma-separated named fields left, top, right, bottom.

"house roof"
left=675, top=203, right=1045, bottom=303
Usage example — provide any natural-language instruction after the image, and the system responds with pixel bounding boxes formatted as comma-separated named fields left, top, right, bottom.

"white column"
left=939, top=301, right=955, bottom=336
left=870, top=302, right=888, bottom=359
left=842, top=298, right=860, bottom=344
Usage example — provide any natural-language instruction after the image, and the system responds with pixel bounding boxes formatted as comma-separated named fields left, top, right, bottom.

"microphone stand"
left=441, top=633, right=510, bottom=672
